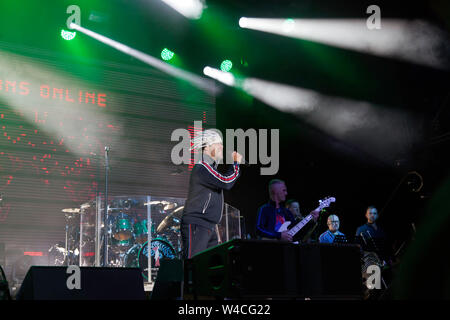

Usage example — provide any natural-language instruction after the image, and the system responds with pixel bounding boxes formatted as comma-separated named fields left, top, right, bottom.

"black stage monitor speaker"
left=151, top=259, right=183, bottom=300
left=0, top=265, right=11, bottom=300
left=16, top=266, right=146, bottom=300
left=298, top=243, right=363, bottom=299
left=185, top=239, right=300, bottom=299
left=184, top=239, right=362, bottom=299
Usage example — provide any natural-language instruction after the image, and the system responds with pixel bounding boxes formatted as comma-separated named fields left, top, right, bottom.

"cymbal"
left=144, top=200, right=178, bottom=213
left=164, top=202, right=178, bottom=211
left=171, top=206, right=184, bottom=215
left=80, top=222, right=95, bottom=228
left=80, top=202, right=91, bottom=209
left=156, top=206, right=184, bottom=233
left=62, top=208, right=81, bottom=214
left=144, top=200, right=171, bottom=206
left=106, top=208, right=125, bottom=216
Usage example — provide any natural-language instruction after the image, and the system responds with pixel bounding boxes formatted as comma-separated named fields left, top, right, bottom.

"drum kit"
left=104, top=201, right=183, bottom=281
left=48, top=198, right=184, bottom=282
left=48, top=199, right=184, bottom=281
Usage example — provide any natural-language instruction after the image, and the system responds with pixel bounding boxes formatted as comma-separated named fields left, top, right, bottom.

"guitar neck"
left=285, top=197, right=334, bottom=237
left=287, top=214, right=313, bottom=237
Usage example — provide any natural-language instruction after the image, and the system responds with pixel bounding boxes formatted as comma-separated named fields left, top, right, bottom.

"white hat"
left=190, top=129, right=223, bottom=151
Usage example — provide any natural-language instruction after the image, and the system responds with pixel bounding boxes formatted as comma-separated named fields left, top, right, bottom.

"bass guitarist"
left=255, top=179, right=322, bottom=242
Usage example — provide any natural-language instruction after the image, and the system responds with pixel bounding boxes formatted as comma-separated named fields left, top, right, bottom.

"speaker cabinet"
left=184, top=239, right=362, bottom=299
left=151, top=259, right=183, bottom=300
left=185, top=239, right=299, bottom=299
left=298, top=243, right=363, bottom=299
left=0, top=265, right=11, bottom=300
left=16, top=266, right=146, bottom=300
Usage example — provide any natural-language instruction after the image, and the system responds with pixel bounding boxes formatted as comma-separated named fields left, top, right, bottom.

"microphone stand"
left=102, top=146, right=110, bottom=267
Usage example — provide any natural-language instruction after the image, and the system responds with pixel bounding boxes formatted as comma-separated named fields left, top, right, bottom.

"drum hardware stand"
left=102, top=146, right=111, bottom=267
left=147, top=196, right=153, bottom=285
left=63, top=212, right=76, bottom=266
left=64, top=214, right=69, bottom=266
left=95, top=198, right=101, bottom=266
left=361, top=232, right=388, bottom=290
left=177, top=236, right=182, bottom=259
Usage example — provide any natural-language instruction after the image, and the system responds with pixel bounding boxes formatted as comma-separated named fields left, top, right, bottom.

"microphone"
left=240, top=158, right=250, bottom=166
left=232, top=151, right=250, bottom=166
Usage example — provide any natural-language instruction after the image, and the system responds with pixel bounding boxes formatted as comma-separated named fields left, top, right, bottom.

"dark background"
left=1, top=0, right=450, bottom=298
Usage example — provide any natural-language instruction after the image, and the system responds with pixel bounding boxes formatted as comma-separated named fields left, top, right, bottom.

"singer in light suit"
left=181, top=129, right=243, bottom=259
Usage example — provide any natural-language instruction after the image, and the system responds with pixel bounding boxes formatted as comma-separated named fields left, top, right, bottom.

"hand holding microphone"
left=231, top=151, right=250, bottom=166
left=232, top=151, right=243, bottom=164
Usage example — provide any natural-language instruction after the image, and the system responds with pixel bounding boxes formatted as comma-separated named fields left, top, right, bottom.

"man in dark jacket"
left=181, top=129, right=242, bottom=259
left=356, top=206, right=390, bottom=261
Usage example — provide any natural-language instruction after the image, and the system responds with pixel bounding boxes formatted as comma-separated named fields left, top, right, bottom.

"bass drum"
left=124, top=238, right=176, bottom=280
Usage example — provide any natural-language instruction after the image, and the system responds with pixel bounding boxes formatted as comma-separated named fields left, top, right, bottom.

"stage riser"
left=184, top=240, right=363, bottom=299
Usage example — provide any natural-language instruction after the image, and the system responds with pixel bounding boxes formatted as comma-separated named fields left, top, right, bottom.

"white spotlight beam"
left=242, top=78, right=316, bottom=113
left=70, top=23, right=217, bottom=94
left=240, top=77, right=417, bottom=163
left=239, top=18, right=449, bottom=70
left=0, top=50, right=119, bottom=157
left=200, top=62, right=416, bottom=161
left=203, top=66, right=236, bottom=86
left=203, top=67, right=314, bottom=113
left=161, top=0, right=205, bottom=20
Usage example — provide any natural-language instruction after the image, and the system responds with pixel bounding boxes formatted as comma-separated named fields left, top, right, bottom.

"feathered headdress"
left=190, top=129, right=223, bottom=151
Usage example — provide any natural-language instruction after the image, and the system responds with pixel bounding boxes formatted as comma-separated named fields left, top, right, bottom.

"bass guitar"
left=278, top=196, right=336, bottom=237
